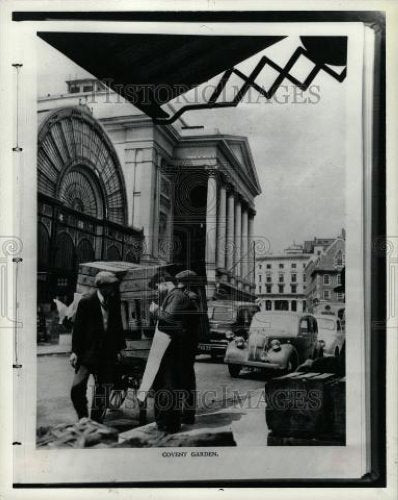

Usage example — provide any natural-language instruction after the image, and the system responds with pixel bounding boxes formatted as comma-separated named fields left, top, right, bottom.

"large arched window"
left=38, top=106, right=127, bottom=225
left=59, top=168, right=103, bottom=219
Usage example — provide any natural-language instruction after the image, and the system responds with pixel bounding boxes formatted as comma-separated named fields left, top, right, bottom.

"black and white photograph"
left=0, top=2, right=393, bottom=491
left=35, top=27, right=350, bottom=450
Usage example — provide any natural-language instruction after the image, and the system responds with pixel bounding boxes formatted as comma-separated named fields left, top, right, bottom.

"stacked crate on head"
left=76, top=261, right=132, bottom=296
left=76, top=261, right=157, bottom=339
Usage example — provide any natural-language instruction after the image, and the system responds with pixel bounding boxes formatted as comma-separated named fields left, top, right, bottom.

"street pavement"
left=37, top=354, right=267, bottom=442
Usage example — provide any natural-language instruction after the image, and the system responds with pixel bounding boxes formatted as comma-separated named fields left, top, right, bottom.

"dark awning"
left=38, top=32, right=285, bottom=120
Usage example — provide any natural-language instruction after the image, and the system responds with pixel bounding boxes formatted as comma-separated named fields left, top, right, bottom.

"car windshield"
left=211, top=306, right=235, bottom=322
left=317, top=318, right=336, bottom=331
left=251, top=315, right=296, bottom=335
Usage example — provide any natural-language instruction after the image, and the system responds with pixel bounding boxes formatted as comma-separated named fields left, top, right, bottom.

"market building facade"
left=37, top=79, right=261, bottom=310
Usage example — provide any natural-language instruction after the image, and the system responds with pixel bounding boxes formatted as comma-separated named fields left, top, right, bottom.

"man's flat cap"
left=94, top=271, right=119, bottom=287
left=148, top=270, right=176, bottom=289
left=175, top=269, right=198, bottom=284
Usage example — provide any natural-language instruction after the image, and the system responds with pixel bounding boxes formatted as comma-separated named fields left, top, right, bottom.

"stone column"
left=152, top=152, right=162, bottom=259
left=225, top=190, right=235, bottom=274
left=241, top=207, right=249, bottom=280
left=139, top=148, right=157, bottom=261
left=234, top=197, right=242, bottom=278
left=248, top=212, right=255, bottom=286
left=205, top=171, right=218, bottom=270
left=216, top=185, right=227, bottom=270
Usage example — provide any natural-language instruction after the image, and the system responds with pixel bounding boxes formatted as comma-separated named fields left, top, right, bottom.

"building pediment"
left=174, top=133, right=261, bottom=202
left=222, top=137, right=262, bottom=195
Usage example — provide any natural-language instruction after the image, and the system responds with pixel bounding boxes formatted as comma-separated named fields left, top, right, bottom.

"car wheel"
left=228, top=364, right=241, bottom=378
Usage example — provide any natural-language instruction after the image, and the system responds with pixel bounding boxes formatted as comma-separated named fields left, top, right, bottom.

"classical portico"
left=173, top=134, right=261, bottom=302
left=203, top=171, right=257, bottom=301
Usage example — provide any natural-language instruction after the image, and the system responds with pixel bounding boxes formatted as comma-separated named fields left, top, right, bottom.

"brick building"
left=305, top=232, right=346, bottom=315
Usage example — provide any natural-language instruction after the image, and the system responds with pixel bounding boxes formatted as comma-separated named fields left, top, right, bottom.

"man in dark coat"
left=153, top=270, right=202, bottom=433
left=148, top=270, right=176, bottom=330
left=70, top=271, right=126, bottom=422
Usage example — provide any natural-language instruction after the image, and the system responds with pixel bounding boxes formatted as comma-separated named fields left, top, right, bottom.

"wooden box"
left=265, top=372, right=345, bottom=443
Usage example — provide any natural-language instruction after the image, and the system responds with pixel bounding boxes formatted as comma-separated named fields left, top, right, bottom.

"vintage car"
left=314, top=314, right=345, bottom=357
left=197, top=301, right=260, bottom=358
left=224, top=311, right=319, bottom=377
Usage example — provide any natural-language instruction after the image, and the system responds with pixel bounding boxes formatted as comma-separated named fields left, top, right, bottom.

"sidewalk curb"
left=117, top=415, right=235, bottom=448
left=117, top=388, right=267, bottom=447
left=37, top=346, right=71, bottom=356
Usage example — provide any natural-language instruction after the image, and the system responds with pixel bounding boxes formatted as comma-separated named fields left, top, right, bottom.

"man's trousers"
left=70, top=362, right=117, bottom=422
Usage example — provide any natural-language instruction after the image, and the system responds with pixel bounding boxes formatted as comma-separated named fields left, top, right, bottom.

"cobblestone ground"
left=37, top=354, right=266, bottom=432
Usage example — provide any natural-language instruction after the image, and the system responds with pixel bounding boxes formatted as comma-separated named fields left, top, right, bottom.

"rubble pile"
left=37, top=418, right=119, bottom=448
left=115, top=429, right=236, bottom=448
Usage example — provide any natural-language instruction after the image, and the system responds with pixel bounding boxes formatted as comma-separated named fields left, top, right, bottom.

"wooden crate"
left=265, top=372, right=345, bottom=442
left=329, top=376, right=346, bottom=443
left=77, top=262, right=164, bottom=297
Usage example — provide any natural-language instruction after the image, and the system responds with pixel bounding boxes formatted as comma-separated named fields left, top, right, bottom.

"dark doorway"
left=275, top=300, right=289, bottom=311
left=172, top=169, right=207, bottom=278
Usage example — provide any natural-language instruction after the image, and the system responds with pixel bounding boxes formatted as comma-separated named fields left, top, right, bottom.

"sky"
left=37, top=35, right=345, bottom=254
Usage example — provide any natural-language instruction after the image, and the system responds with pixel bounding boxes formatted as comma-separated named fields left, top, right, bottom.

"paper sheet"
left=137, top=326, right=171, bottom=401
